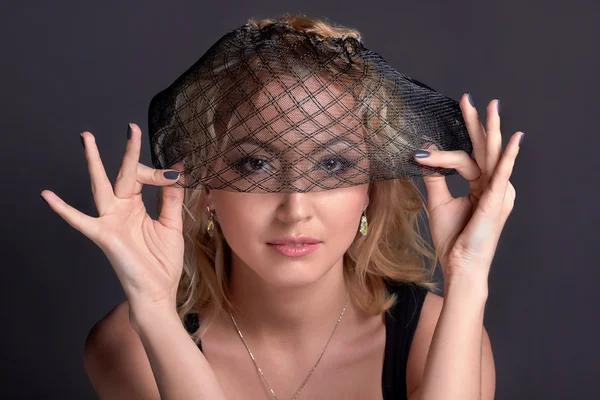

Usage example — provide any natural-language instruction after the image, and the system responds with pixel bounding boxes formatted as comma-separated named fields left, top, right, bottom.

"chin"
left=230, top=243, right=345, bottom=289
left=256, top=253, right=336, bottom=289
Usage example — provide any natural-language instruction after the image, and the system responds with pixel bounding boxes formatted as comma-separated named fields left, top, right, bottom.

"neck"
left=226, top=252, right=351, bottom=349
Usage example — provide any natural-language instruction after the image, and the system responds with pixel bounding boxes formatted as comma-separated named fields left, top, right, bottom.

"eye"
left=232, top=156, right=271, bottom=174
left=318, top=156, right=355, bottom=173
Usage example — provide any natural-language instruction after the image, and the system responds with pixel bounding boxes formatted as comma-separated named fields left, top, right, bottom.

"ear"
left=363, top=195, right=369, bottom=210
left=205, top=189, right=215, bottom=210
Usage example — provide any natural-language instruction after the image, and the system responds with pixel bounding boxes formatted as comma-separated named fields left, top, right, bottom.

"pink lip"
left=267, top=236, right=322, bottom=257
left=267, top=235, right=322, bottom=245
left=267, top=243, right=321, bottom=257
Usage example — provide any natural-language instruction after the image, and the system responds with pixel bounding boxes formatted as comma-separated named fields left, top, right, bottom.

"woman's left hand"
left=413, top=94, right=523, bottom=284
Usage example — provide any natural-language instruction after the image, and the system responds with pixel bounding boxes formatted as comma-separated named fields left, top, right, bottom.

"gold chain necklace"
left=228, top=293, right=348, bottom=400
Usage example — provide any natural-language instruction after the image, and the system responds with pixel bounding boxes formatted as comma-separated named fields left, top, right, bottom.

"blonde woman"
left=41, top=14, right=522, bottom=400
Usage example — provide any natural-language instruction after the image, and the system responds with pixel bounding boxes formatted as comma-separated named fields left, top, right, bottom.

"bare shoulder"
left=85, top=301, right=133, bottom=350
left=405, top=291, right=496, bottom=399
left=84, top=301, right=160, bottom=400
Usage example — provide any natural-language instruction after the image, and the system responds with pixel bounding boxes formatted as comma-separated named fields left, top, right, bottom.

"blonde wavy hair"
left=156, top=13, right=441, bottom=343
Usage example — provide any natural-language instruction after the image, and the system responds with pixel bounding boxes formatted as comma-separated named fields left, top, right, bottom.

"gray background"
left=2, top=0, right=598, bottom=399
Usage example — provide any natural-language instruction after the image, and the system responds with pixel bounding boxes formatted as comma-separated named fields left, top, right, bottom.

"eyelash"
left=232, top=156, right=271, bottom=174
left=318, top=157, right=356, bottom=173
left=232, top=156, right=357, bottom=174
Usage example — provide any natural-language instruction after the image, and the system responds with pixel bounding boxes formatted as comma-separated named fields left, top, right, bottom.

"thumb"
left=414, top=143, right=453, bottom=209
left=157, top=162, right=185, bottom=232
left=133, top=162, right=181, bottom=195
left=158, top=185, right=184, bottom=232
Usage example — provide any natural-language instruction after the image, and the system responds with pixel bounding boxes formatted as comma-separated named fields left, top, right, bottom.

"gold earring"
left=359, top=209, right=368, bottom=236
left=206, top=206, right=215, bottom=238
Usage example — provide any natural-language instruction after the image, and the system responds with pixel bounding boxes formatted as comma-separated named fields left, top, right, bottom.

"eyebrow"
left=231, top=136, right=359, bottom=154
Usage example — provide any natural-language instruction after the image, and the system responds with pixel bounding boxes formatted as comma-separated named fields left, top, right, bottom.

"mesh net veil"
left=148, top=21, right=473, bottom=193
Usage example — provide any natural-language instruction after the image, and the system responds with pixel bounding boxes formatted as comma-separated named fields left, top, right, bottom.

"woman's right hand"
left=41, top=123, right=186, bottom=314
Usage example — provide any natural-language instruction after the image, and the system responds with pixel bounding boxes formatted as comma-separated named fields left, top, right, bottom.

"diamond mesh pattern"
left=148, top=21, right=473, bottom=193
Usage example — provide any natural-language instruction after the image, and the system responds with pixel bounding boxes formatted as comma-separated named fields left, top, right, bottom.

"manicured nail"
left=497, top=100, right=501, bottom=115
left=414, top=150, right=430, bottom=158
left=467, top=93, right=475, bottom=107
left=127, top=123, right=132, bottom=140
left=163, top=170, right=180, bottom=180
left=80, top=134, right=85, bottom=149
left=519, top=132, right=525, bottom=146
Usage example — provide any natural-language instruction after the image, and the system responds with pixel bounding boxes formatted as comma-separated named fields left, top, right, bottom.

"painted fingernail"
left=497, top=100, right=501, bottom=115
left=414, top=150, right=430, bottom=158
left=127, top=123, right=132, bottom=140
left=519, top=132, right=525, bottom=146
left=163, top=170, right=180, bottom=180
left=467, top=93, right=475, bottom=107
left=80, top=134, right=85, bottom=149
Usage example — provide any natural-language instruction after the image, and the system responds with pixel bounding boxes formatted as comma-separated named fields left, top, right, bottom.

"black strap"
left=381, top=280, right=430, bottom=399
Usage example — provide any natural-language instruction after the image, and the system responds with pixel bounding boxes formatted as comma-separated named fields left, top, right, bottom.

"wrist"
left=444, top=273, right=489, bottom=301
left=128, top=299, right=179, bottom=334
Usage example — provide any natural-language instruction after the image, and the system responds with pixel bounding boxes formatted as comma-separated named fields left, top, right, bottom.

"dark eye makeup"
left=230, top=155, right=357, bottom=175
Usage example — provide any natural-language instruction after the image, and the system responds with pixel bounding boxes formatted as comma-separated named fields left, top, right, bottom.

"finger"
left=415, top=147, right=482, bottom=207
left=415, top=144, right=452, bottom=209
left=500, top=181, right=516, bottom=222
left=132, top=163, right=181, bottom=195
left=460, top=93, right=488, bottom=173
left=114, top=123, right=142, bottom=199
left=158, top=185, right=185, bottom=232
left=40, top=190, right=100, bottom=241
left=421, top=174, right=452, bottom=210
left=485, top=100, right=503, bottom=179
left=477, top=131, right=523, bottom=217
left=156, top=162, right=185, bottom=231
left=80, top=131, right=114, bottom=216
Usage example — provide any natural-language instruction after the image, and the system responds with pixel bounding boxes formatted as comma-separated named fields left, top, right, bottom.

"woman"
left=41, top=14, right=522, bottom=400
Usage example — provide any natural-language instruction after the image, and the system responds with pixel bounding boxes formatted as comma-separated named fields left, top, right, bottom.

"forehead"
left=208, top=73, right=372, bottom=192
left=227, top=74, right=364, bottom=145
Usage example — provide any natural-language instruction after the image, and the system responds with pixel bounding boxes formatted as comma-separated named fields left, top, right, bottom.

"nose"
left=275, top=192, right=312, bottom=224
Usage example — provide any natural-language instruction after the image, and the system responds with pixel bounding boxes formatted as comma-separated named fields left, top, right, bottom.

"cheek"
left=215, top=198, right=271, bottom=253
left=322, top=202, right=362, bottom=246
left=316, top=186, right=367, bottom=249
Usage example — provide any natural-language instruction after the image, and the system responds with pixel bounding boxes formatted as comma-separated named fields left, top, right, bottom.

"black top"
left=183, top=280, right=429, bottom=399
left=381, top=280, right=429, bottom=399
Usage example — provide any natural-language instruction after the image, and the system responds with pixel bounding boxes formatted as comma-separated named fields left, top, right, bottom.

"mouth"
left=266, top=236, right=322, bottom=257
left=267, top=235, right=322, bottom=246
left=267, top=242, right=322, bottom=257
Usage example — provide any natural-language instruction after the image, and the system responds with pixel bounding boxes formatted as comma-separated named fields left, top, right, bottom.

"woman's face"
left=207, top=184, right=369, bottom=287
left=206, top=75, right=369, bottom=287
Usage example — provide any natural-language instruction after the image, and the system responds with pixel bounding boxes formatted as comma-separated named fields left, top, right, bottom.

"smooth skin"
left=41, top=93, right=519, bottom=399
left=415, top=95, right=522, bottom=282
left=407, top=94, right=522, bottom=399
left=41, top=123, right=186, bottom=311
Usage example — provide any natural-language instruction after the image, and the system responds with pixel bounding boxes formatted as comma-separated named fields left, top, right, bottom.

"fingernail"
left=497, top=100, right=501, bottom=115
left=467, top=92, right=475, bottom=107
left=163, top=170, right=180, bottom=180
left=80, top=134, right=85, bottom=149
left=414, top=150, right=430, bottom=158
left=40, top=194, right=49, bottom=205
left=127, top=123, right=132, bottom=140
left=519, top=132, right=525, bottom=146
